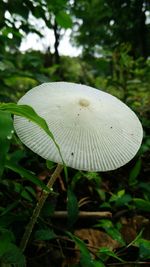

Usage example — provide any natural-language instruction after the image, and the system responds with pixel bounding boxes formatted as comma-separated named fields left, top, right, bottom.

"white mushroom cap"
left=14, top=82, right=143, bottom=172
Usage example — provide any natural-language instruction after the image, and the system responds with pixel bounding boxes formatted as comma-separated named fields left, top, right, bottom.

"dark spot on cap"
left=71, top=152, right=74, bottom=156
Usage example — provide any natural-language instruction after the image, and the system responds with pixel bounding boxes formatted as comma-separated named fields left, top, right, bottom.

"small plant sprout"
left=14, top=82, right=143, bottom=251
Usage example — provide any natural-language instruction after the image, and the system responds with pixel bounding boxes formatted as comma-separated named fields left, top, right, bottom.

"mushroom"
left=14, top=82, right=143, bottom=172
left=14, top=82, right=143, bottom=252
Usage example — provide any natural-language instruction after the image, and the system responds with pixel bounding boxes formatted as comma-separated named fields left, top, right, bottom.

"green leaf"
left=46, top=160, right=55, bottom=170
left=13, top=182, right=34, bottom=202
left=110, top=194, right=132, bottom=207
left=139, top=182, right=150, bottom=193
left=98, top=247, right=124, bottom=262
left=1, top=243, right=26, bottom=266
left=0, top=229, right=14, bottom=257
left=83, top=172, right=100, bottom=181
left=137, top=239, right=150, bottom=259
left=35, top=228, right=57, bottom=241
left=67, top=232, right=96, bottom=267
left=71, top=171, right=82, bottom=190
left=93, top=260, right=105, bottom=267
left=96, top=220, right=125, bottom=245
left=0, top=111, right=13, bottom=177
left=5, top=160, right=50, bottom=192
left=56, top=11, right=72, bottom=29
left=104, top=227, right=125, bottom=245
left=100, top=202, right=111, bottom=209
left=83, top=172, right=102, bottom=188
left=129, top=159, right=142, bottom=186
left=0, top=200, right=20, bottom=216
left=0, top=103, right=68, bottom=180
left=0, top=103, right=55, bottom=145
left=109, top=190, right=125, bottom=202
left=117, top=189, right=125, bottom=197
left=127, top=229, right=143, bottom=248
left=0, top=60, right=15, bottom=71
left=67, top=187, right=79, bottom=227
left=96, top=219, right=113, bottom=228
left=133, top=198, right=150, bottom=212
left=109, top=190, right=132, bottom=207
left=4, top=76, right=38, bottom=90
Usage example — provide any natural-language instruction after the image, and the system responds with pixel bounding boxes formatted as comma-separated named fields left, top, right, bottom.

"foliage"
left=72, top=0, right=150, bottom=59
left=0, top=58, right=150, bottom=266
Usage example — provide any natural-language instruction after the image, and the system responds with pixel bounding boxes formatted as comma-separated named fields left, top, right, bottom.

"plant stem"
left=20, top=163, right=63, bottom=252
left=52, top=211, right=112, bottom=218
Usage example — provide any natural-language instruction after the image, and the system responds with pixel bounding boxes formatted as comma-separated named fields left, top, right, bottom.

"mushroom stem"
left=20, top=163, right=63, bottom=252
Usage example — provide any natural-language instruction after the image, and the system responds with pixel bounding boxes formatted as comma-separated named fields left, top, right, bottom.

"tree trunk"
left=134, top=0, right=148, bottom=59
left=53, top=19, right=60, bottom=64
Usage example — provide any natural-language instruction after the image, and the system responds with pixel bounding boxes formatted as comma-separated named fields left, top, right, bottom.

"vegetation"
left=0, top=0, right=150, bottom=266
